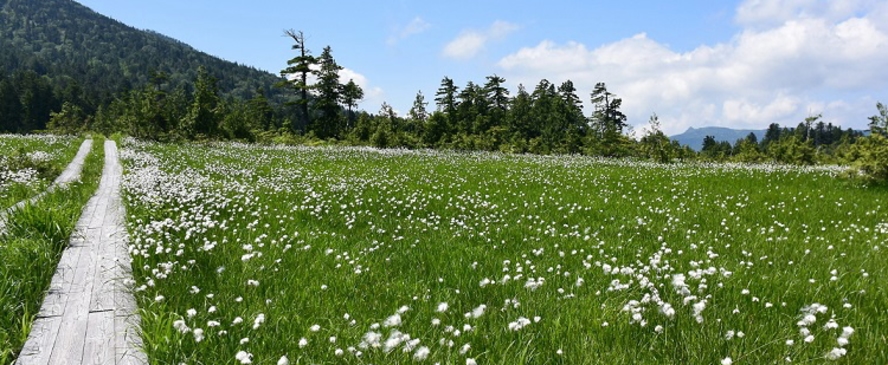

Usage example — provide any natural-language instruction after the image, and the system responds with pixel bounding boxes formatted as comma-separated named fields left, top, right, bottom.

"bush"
left=849, top=134, right=888, bottom=183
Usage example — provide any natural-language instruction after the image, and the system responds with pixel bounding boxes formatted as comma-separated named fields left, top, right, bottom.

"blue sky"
left=76, top=0, right=888, bottom=135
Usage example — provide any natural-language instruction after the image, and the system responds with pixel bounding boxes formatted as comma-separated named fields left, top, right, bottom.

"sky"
left=76, top=0, right=888, bottom=135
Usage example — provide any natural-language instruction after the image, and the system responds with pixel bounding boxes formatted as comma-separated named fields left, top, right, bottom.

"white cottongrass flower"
left=466, top=358, right=477, bottom=365
left=173, top=319, right=190, bottom=333
left=436, top=302, right=449, bottom=313
left=467, top=304, right=487, bottom=319
left=384, top=313, right=402, bottom=327
left=247, top=279, right=260, bottom=286
left=193, top=328, right=204, bottom=342
left=398, top=305, right=410, bottom=314
left=383, top=330, right=408, bottom=353
left=721, top=357, right=733, bottom=365
left=692, top=300, right=707, bottom=323
left=403, top=338, right=421, bottom=353
left=235, top=350, right=253, bottom=364
left=233, top=316, right=244, bottom=325
left=253, top=313, right=265, bottom=329
left=826, top=347, right=847, bottom=360
left=360, top=331, right=382, bottom=349
left=186, top=308, right=197, bottom=318
left=508, top=317, right=531, bottom=331
left=310, top=324, right=321, bottom=332
left=277, top=355, right=290, bottom=365
left=414, top=346, right=431, bottom=361
left=660, top=303, right=675, bottom=318
left=804, top=335, right=815, bottom=343
left=460, top=343, right=471, bottom=354
left=298, top=337, right=308, bottom=348
left=524, top=277, right=544, bottom=291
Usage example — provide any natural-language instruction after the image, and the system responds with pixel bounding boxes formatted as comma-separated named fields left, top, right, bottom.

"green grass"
left=0, top=136, right=104, bottom=364
left=0, top=134, right=84, bottom=209
left=120, top=141, right=888, bottom=364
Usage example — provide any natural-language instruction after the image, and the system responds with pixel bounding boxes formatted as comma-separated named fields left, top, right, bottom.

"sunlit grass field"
left=120, top=140, right=887, bottom=365
left=0, top=134, right=82, bottom=209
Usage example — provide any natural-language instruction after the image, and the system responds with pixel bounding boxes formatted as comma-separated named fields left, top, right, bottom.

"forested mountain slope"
left=0, top=0, right=285, bottom=117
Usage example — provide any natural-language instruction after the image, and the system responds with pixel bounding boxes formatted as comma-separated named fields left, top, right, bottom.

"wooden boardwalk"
left=15, top=140, right=146, bottom=365
left=0, top=139, right=92, bottom=232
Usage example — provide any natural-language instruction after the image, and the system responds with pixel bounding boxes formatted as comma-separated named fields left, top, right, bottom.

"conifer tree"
left=312, top=46, right=344, bottom=138
left=341, top=79, right=364, bottom=130
left=280, top=30, right=316, bottom=133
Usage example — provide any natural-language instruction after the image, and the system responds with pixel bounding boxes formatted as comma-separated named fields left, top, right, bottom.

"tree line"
left=2, top=27, right=887, bottom=183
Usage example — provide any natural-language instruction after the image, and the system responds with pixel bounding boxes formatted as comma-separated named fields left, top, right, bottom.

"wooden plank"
left=46, top=232, right=98, bottom=365
left=53, top=139, right=93, bottom=186
left=83, top=310, right=115, bottom=365
left=114, top=313, right=146, bottom=365
left=35, top=239, right=84, bottom=318
left=14, top=316, right=61, bottom=365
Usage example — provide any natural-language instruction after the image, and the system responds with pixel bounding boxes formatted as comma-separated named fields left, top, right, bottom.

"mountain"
left=0, top=0, right=286, bottom=111
left=670, top=126, right=765, bottom=151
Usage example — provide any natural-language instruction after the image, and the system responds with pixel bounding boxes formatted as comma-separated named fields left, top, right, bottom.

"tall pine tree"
left=312, top=46, right=344, bottom=139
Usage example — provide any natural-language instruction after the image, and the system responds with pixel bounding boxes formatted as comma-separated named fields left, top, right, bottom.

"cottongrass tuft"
left=413, top=346, right=430, bottom=361
left=235, top=350, right=252, bottom=364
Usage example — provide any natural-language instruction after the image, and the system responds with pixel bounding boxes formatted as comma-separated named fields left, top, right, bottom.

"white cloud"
left=388, top=17, right=431, bottom=45
left=497, top=2, right=888, bottom=135
left=288, top=66, right=385, bottom=111
left=443, top=20, right=519, bottom=60
left=735, top=0, right=878, bottom=27
left=338, top=67, right=385, bottom=110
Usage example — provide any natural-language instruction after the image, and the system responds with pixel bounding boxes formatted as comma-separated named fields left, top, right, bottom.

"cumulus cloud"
left=339, top=67, right=385, bottom=109
left=291, top=66, right=385, bottom=111
left=497, top=1, right=888, bottom=135
left=443, top=20, right=519, bottom=60
left=388, top=17, right=431, bottom=45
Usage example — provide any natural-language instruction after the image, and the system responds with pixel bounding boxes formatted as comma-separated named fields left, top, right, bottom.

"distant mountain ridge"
left=0, top=0, right=286, bottom=108
left=670, top=126, right=765, bottom=151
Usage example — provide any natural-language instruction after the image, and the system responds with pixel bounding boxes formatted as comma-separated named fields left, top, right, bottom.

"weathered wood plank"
left=46, top=228, right=99, bottom=364
left=53, top=139, right=93, bottom=186
left=114, top=313, right=146, bottom=365
left=83, top=310, right=115, bottom=365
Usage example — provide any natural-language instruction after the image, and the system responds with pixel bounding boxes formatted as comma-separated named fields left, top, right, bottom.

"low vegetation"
left=0, top=134, right=81, bottom=209
left=121, top=140, right=887, bottom=364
